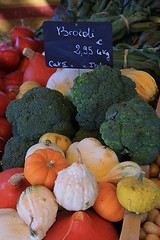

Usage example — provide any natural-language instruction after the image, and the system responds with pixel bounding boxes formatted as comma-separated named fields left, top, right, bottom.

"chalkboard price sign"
left=43, top=21, right=113, bottom=69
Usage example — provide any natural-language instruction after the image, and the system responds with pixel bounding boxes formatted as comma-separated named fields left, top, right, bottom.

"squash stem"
left=45, top=139, right=52, bottom=146
left=47, top=160, right=55, bottom=168
left=9, top=173, right=25, bottom=186
left=76, top=148, right=83, bottom=164
left=137, top=171, right=144, bottom=184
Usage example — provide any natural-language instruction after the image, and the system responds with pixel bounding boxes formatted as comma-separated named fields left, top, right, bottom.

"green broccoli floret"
left=72, top=127, right=104, bottom=144
left=71, top=65, right=136, bottom=131
left=6, top=87, right=77, bottom=141
left=2, top=136, right=37, bottom=170
left=100, top=98, right=160, bottom=165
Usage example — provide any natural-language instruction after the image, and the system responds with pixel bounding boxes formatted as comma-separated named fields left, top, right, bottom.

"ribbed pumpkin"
left=121, top=68, right=158, bottom=102
left=93, top=181, right=125, bottom=222
left=24, top=148, right=69, bottom=190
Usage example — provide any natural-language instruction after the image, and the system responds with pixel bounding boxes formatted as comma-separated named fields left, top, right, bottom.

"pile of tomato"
left=0, top=25, right=44, bottom=165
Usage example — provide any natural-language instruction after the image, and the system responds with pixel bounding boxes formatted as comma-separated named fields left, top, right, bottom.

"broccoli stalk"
left=6, top=87, right=77, bottom=141
left=71, top=65, right=137, bottom=131
left=100, top=98, right=160, bottom=165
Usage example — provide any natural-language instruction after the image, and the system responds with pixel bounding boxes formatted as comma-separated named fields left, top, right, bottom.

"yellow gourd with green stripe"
left=121, top=68, right=158, bottom=102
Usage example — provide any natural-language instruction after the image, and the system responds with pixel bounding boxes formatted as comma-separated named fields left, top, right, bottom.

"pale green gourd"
left=17, top=185, right=58, bottom=240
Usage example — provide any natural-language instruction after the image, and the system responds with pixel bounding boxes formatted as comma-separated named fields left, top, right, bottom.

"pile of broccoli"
left=2, top=86, right=78, bottom=170
left=100, top=98, right=160, bottom=165
left=71, top=65, right=137, bottom=131
left=6, top=87, right=77, bottom=141
left=2, top=136, right=37, bottom=170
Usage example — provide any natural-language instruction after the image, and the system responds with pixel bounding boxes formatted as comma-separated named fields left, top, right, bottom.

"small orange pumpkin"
left=24, top=148, right=69, bottom=190
left=93, top=181, right=125, bottom=222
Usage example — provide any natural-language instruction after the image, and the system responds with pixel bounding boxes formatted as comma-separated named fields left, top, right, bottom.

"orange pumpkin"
left=44, top=209, right=119, bottom=240
left=24, top=148, right=69, bottom=190
left=93, top=181, right=125, bottom=222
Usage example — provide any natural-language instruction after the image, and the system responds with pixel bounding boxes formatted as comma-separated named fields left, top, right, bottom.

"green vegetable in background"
left=2, top=136, right=37, bottom=171
left=71, top=64, right=136, bottom=131
left=5, top=87, right=77, bottom=141
left=100, top=98, right=160, bottom=165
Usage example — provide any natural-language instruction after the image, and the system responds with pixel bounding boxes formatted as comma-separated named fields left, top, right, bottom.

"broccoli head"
left=71, top=65, right=136, bottom=131
left=2, top=136, right=37, bottom=170
left=6, top=87, right=77, bottom=141
left=100, top=98, right=160, bottom=165
left=72, top=127, right=104, bottom=144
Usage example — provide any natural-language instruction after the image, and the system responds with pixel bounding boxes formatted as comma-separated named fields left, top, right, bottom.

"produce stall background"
left=0, top=0, right=77, bottom=40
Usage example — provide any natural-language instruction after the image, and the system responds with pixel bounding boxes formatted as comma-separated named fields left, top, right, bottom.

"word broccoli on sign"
left=43, top=21, right=113, bottom=69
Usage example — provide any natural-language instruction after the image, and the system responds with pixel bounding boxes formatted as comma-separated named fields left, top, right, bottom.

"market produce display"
left=0, top=0, right=160, bottom=239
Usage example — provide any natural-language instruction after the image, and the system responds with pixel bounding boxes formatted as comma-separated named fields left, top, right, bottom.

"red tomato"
left=0, top=69, right=6, bottom=79
left=14, top=35, right=38, bottom=54
left=0, top=168, right=31, bottom=209
left=0, top=46, right=20, bottom=72
left=0, top=78, right=4, bottom=91
left=3, top=70, right=23, bottom=86
left=0, top=91, right=11, bottom=116
left=0, top=137, right=5, bottom=159
left=11, top=26, right=34, bottom=44
left=0, top=41, right=12, bottom=50
left=0, top=117, right=12, bottom=142
left=4, top=84, right=19, bottom=100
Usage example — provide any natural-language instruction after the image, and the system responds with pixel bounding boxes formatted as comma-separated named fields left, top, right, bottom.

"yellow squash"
left=121, top=68, right=159, bottom=102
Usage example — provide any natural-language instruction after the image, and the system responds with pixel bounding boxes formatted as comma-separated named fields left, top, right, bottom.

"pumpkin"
left=44, top=209, right=119, bottom=240
left=17, top=185, right=58, bottom=240
left=0, top=167, right=31, bottom=209
left=24, top=148, right=69, bottom=190
left=0, top=208, right=30, bottom=240
left=25, top=139, right=65, bottom=159
left=66, top=137, right=119, bottom=182
left=15, top=80, right=41, bottom=99
left=121, top=68, right=159, bottom=102
left=93, top=181, right=125, bottom=222
left=116, top=172, right=160, bottom=214
left=54, top=149, right=98, bottom=211
left=39, top=133, right=71, bottom=154
left=22, top=48, right=57, bottom=87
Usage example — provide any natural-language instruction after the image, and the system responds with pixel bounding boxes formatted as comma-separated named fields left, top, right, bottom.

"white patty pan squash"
left=0, top=208, right=30, bottom=240
left=66, top=138, right=119, bottom=182
left=54, top=149, right=98, bottom=211
left=17, top=185, right=58, bottom=240
left=25, top=139, right=65, bottom=159
left=46, top=68, right=92, bottom=95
